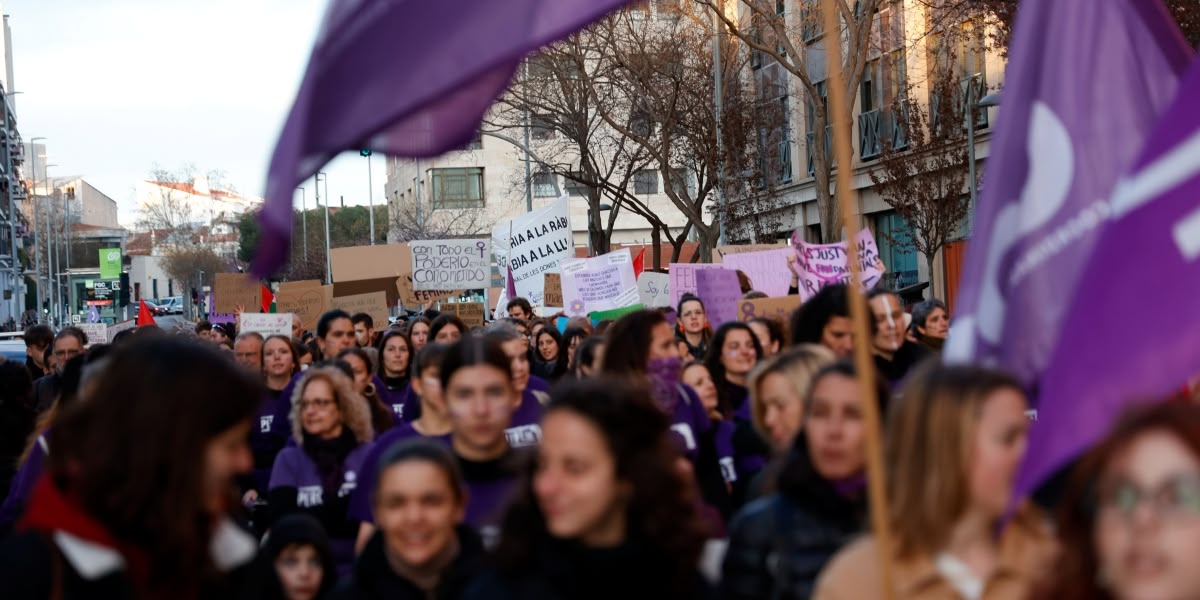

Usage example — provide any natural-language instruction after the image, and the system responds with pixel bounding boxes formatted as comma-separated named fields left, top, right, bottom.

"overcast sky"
left=6, top=0, right=382, bottom=226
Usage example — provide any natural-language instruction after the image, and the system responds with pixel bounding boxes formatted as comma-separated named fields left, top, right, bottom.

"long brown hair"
left=47, top=336, right=262, bottom=590
left=1048, top=401, right=1200, bottom=600
left=885, top=362, right=1024, bottom=558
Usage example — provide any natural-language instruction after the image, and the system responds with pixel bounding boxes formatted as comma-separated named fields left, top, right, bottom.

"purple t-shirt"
left=0, top=430, right=47, bottom=529
left=371, top=374, right=406, bottom=427
left=458, top=452, right=523, bottom=549
left=375, top=376, right=414, bottom=422
left=249, top=391, right=289, bottom=494
left=527, top=375, right=551, bottom=394
left=505, top=389, right=544, bottom=449
left=726, top=381, right=768, bottom=479
left=269, top=443, right=371, bottom=573
left=668, top=384, right=713, bottom=464
left=347, top=423, right=452, bottom=523
left=713, top=419, right=737, bottom=484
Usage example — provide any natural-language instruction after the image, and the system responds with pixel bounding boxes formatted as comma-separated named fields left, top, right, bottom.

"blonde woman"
left=814, top=364, right=1057, bottom=600
left=269, top=366, right=374, bottom=578
left=748, top=344, right=838, bottom=453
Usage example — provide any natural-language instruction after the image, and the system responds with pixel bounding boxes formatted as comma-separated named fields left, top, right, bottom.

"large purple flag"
left=1023, top=58, right=1200, bottom=494
left=253, top=0, right=633, bottom=276
left=943, top=0, right=1191, bottom=491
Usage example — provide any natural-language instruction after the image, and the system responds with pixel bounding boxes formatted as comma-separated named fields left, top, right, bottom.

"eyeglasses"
left=1097, top=473, right=1200, bottom=524
left=298, top=398, right=337, bottom=411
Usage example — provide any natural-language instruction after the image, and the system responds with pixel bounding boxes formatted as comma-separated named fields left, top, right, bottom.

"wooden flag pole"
left=820, top=0, right=897, bottom=598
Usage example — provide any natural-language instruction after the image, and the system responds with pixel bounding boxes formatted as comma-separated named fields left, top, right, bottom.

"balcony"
left=859, top=100, right=910, bottom=161
left=931, top=73, right=989, bottom=136
left=806, top=125, right=834, bottom=176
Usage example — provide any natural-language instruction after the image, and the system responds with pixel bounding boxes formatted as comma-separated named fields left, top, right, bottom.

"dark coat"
left=334, top=526, right=484, bottom=600
left=720, top=440, right=866, bottom=600
left=31, top=373, right=61, bottom=414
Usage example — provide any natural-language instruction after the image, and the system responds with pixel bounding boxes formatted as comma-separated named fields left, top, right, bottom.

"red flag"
left=632, top=248, right=645, bottom=279
left=136, top=300, right=157, bottom=327
left=261, top=284, right=274, bottom=313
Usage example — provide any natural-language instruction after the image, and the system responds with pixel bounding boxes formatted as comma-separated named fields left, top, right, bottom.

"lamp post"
left=966, top=86, right=1000, bottom=236
left=298, top=186, right=307, bottom=261
left=29, top=136, right=44, bottom=323
left=2, top=91, right=20, bottom=323
left=361, top=149, right=376, bottom=245
left=317, top=172, right=331, bottom=284
left=44, top=164, right=59, bottom=324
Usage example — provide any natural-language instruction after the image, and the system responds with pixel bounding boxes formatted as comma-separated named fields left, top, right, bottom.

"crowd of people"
left=0, top=284, right=1194, bottom=599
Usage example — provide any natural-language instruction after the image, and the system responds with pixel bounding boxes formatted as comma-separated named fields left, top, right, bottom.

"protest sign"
left=669, top=263, right=724, bottom=308
left=637, top=272, right=671, bottom=308
left=561, top=249, right=639, bottom=316
left=716, top=243, right=786, bottom=257
left=330, top=244, right=410, bottom=282
left=214, top=273, right=262, bottom=314
left=589, top=303, right=644, bottom=325
left=440, top=301, right=486, bottom=328
left=411, top=239, right=491, bottom=291
left=695, top=269, right=742, bottom=326
left=492, top=196, right=574, bottom=307
left=737, top=296, right=802, bottom=323
left=332, top=291, right=389, bottom=329
left=721, top=247, right=795, bottom=297
left=238, top=313, right=294, bottom=337
left=78, top=323, right=108, bottom=345
left=275, top=280, right=328, bottom=332
left=790, top=228, right=886, bottom=300
left=396, top=274, right=457, bottom=307
left=107, top=318, right=136, bottom=339
left=543, top=273, right=563, bottom=308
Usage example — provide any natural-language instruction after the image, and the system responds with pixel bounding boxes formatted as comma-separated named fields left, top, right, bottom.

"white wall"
left=129, top=254, right=175, bottom=302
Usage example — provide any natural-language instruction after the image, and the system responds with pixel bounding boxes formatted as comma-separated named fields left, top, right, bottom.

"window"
left=565, top=172, right=593, bottom=197
left=531, top=114, right=555, bottom=140
left=801, top=0, right=822, bottom=42
left=630, top=108, right=656, bottom=138
left=533, top=171, right=558, bottom=198
left=874, top=210, right=919, bottom=289
left=464, top=129, right=483, bottom=151
left=668, top=169, right=692, bottom=196
left=430, top=167, right=485, bottom=209
left=633, top=170, right=658, bottom=195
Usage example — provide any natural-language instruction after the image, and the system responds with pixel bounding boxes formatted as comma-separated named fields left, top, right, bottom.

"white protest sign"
left=108, top=318, right=137, bottom=338
left=491, top=196, right=574, bottom=307
left=238, top=313, right=294, bottom=337
left=790, top=228, right=887, bottom=300
left=411, top=239, right=491, bottom=291
left=637, top=272, right=671, bottom=308
left=560, top=249, right=639, bottom=316
left=78, top=323, right=108, bottom=345
left=669, top=263, right=724, bottom=308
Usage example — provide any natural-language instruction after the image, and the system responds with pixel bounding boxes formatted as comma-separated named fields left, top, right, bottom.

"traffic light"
left=359, top=149, right=372, bottom=157
left=118, top=272, right=131, bottom=307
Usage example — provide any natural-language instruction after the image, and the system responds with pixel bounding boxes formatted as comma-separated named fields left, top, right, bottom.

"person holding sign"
left=675, top=294, right=712, bottom=362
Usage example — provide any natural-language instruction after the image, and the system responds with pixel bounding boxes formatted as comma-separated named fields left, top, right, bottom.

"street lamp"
left=298, top=186, right=307, bottom=260
left=29, top=136, right=44, bottom=323
left=317, top=172, right=332, bottom=284
left=361, top=149, right=376, bottom=245
left=966, top=88, right=1001, bottom=236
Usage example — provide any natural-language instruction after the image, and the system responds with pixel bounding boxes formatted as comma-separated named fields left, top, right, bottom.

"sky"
left=6, top=0, right=383, bottom=227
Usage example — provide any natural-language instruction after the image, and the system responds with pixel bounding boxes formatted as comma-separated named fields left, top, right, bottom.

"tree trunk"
left=926, top=252, right=937, bottom=300
left=651, top=225, right=662, bottom=271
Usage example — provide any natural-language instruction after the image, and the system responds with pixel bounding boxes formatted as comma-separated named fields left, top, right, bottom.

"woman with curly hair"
left=465, top=378, right=713, bottom=599
left=270, top=366, right=375, bottom=578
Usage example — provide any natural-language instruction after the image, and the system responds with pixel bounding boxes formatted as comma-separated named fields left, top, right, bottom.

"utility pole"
left=299, top=186, right=307, bottom=260
left=318, top=172, right=332, bottom=284
left=29, top=136, right=44, bottom=323
left=712, top=7, right=727, bottom=248
left=415, top=158, right=424, bottom=238
left=362, top=149, right=376, bottom=244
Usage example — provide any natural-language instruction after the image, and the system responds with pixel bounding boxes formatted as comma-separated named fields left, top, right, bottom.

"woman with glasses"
left=1049, top=402, right=1200, bottom=600
left=270, top=367, right=374, bottom=578
left=815, top=363, right=1056, bottom=600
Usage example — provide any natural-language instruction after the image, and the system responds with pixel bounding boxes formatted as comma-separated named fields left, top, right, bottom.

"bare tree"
left=389, top=195, right=489, bottom=242
left=869, top=70, right=970, bottom=298
left=162, top=245, right=229, bottom=319
left=135, top=164, right=236, bottom=241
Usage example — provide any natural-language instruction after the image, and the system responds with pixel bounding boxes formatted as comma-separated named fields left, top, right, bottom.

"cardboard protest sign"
left=411, top=239, right=491, bottom=291
left=332, top=291, right=389, bottom=329
left=560, top=249, right=638, bottom=317
left=717, top=243, right=786, bottom=257
left=78, top=323, right=108, bottom=345
left=790, top=228, right=886, bottom=300
left=396, top=274, right=457, bottom=307
left=543, top=273, right=563, bottom=308
left=330, top=244, right=410, bottom=282
left=107, top=318, right=136, bottom=339
left=695, top=269, right=742, bottom=327
left=238, top=313, right=294, bottom=337
left=720, top=247, right=795, bottom=297
left=589, top=303, right=644, bottom=325
left=491, top=196, right=574, bottom=307
left=737, top=296, right=802, bottom=323
left=668, top=263, right=724, bottom=308
left=275, top=280, right=329, bottom=332
left=213, top=273, right=262, bottom=314
left=636, top=272, right=671, bottom=308
left=440, top=301, right=486, bottom=328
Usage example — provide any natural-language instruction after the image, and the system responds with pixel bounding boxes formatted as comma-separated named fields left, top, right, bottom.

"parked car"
left=159, top=297, right=184, bottom=315
left=144, top=300, right=167, bottom=316
left=0, top=335, right=26, bottom=363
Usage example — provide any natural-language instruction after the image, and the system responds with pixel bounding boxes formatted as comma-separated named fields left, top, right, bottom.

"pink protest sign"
left=720, top=247, right=795, bottom=297
left=668, top=263, right=723, bottom=309
left=695, top=268, right=742, bottom=327
left=790, top=228, right=887, bottom=300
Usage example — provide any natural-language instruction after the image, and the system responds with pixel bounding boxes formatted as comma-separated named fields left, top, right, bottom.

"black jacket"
left=31, top=373, right=61, bottom=414
left=720, top=441, right=866, bottom=600
left=873, top=341, right=930, bottom=388
left=463, top=538, right=716, bottom=600
left=335, top=525, right=484, bottom=600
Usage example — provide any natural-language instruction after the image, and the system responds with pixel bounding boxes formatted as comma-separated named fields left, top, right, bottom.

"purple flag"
left=506, top=263, right=518, bottom=300
left=1023, top=57, right=1200, bottom=494
left=944, top=0, right=1192, bottom=493
left=253, top=0, right=634, bottom=276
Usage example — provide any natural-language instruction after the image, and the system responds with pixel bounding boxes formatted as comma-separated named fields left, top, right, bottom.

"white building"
left=135, top=175, right=261, bottom=230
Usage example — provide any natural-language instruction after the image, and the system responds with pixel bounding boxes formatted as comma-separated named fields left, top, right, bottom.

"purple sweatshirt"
left=347, top=423, right=452, bottom=523
left=667, top=384, right=713, bottom=464
left=505, top=389, right=544, bottom=449
left=249, top=390, right=289, bottom=494
left=726, top=381, right=768, bottom=480
left=375, top=375, right=414, bottom=422
left=458, top=451, right=523, bottom=549
left=0, top=431, right=47, bottom=529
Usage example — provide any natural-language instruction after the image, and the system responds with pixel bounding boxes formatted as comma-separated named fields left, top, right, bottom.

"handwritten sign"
left=440, top=302, right=486, bottom=328
left=561, top=249, right=639, bottom=316
left=108, top=318, right=136, bottom=339
left=637, top=272, right=671, bottom=308
left=738, top=296, right=802, bottom=323
left=78, top=323, right=108, bottom=345
left=238, top=313, right=294, bottom=337
left=544, top=273, right=563, bottom=308
left=720, top=248, right=795, bottom=297
left=790, top=228, right=887, bottom=300
left=214, top=273, right=262, bottom=314
left=275, top=280, right=329, bottom=333
left=668, top=263, right=723, bottom=308
left=396, top=275, right=458, bottom=307
left=411, top=239, right=491, bottom=291
left=332, top=291, right=389, bottom=330
left=695, top=269, right=742, bottom=327
left=492, top=196, right=574, bottom=307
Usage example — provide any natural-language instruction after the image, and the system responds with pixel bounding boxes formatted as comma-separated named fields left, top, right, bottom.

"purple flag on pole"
left=1023, top=57, right=1200, bottom=495
left=253, top=0, right=634, bottom=277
